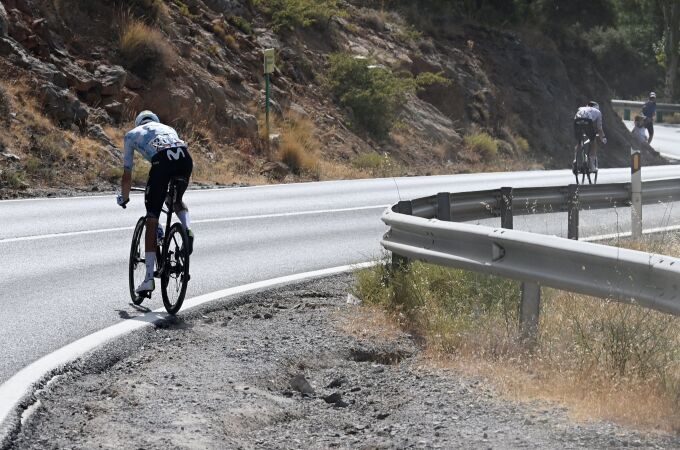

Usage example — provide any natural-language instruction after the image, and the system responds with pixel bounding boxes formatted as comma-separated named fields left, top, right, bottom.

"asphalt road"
left=1, top=165, right=680, bottom=385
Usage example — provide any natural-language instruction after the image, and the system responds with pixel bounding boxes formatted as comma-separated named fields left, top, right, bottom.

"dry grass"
left=120, top=20, right=174, bottom=80
left=0, top=83, right=11, bottom=128
left=336, top=305, right=404, bottom=343
left=354, top=237, right=680, bottom=432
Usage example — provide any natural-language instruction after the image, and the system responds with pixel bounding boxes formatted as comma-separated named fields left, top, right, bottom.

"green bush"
left=464, top=132, right=498, bottom=161
left=253, top=0, right=345, bottom=30
left=327, top=54, right=416, bottom=138
left=228, top=15, right=253, bottom=35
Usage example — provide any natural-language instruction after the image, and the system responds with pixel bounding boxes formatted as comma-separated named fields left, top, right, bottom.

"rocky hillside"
left=0, top=0, right=662, bottom=197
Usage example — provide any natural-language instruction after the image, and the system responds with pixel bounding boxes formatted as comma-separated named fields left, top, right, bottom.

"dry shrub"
left=278, top=116, right=319, bottom=176
left=120, top=20, right=174, bottom=80
left=262, top=111, right=320, bottom=177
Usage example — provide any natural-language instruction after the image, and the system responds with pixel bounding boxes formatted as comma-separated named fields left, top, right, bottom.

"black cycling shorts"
left=145, top=147, right=193, bottom=219
left=573, top=118, right=596, bottom=142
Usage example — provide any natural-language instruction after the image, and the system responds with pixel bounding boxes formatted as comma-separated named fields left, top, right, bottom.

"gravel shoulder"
left=6, top=274, right=679, bottom=449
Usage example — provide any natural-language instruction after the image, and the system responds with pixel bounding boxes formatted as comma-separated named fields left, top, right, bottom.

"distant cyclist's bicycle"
left=128, top=178, right=190, bottom=314
left=573, top=118, right=599, bottom=185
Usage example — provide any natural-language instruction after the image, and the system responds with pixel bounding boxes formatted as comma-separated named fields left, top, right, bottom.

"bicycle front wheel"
left=128, top=217, right=147, bottom=305
left=161, top=223, right=190, bottom=315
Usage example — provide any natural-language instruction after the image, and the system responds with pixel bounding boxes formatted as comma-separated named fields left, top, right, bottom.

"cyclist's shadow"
left=115, top=307, right=193, bottom=330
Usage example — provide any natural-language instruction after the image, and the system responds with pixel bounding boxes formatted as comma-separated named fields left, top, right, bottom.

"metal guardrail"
left=612, top=99, right=680, bottom=122
left=381, top=178, right=680, bottom=343
left=382, top=215, right=680, bottom=316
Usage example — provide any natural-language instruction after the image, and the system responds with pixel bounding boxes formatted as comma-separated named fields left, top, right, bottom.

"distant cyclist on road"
left=573, top=101, right=607, bottom=172
left=116, top=110, right=194, bottom=295
left=642, top=91, right=656, bottom=144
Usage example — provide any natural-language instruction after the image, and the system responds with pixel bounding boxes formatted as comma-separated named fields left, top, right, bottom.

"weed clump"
left=120, top=20, right=174, bottom=80
left=351, top=152, right=401, bottom=177
left=355, top=261, right=521, bottom=355
left=464, top=132, right=498, bottom=161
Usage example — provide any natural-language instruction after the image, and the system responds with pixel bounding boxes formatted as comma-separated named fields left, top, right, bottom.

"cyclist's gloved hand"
left=117, top=194, right=129, bottom=209
left=601, top=137, right=607, bottom=145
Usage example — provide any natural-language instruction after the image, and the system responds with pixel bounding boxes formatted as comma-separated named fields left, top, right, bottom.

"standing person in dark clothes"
left=642, top=92, right=656, bottom=144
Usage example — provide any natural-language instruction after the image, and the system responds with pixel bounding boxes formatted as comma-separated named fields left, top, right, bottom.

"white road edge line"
left=0, top=261, right=377, bottom=438
left=0, top=205, right=390, bottom=244
left=582, top=224, right=680, bottom=242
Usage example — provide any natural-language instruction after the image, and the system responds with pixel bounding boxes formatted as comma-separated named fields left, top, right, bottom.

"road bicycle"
left=128, top=178, right=190, bottom=314
left=572, top=120, right=599, bottom=185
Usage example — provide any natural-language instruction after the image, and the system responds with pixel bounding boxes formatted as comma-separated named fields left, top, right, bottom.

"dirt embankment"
left=6, top=274, right=678, bottom=449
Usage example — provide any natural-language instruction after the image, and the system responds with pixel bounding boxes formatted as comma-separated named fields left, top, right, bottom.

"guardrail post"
left=499, top=188, right=540, bottom=349
left=567, top=184, right=579, bottom=240
left=658, top=111, right=664, bottom=123
left=437, top=192, right=451, bottom=221
left=631, top=148, right=642, bottom=239
left=391, top=200, right=412, bottom=272
left=623, top=108, right=630, bottom=121
left=500, top=187, right=513, bottom=229
left=520, top=282, right=541, bottom=349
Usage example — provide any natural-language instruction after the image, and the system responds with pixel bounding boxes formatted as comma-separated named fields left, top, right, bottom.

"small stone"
left=376, top=413, right=389, bottom=420
left=523, top=418, right=534, bottom=426
left=323, top=393, right=342, bottom=404
left=263, top=313, right=273, bottom=320
left=346, top=293, right=362, bottom=305
left=253, top=313, right=262, bottom=319
left=335, top=400, right=349, bottom=408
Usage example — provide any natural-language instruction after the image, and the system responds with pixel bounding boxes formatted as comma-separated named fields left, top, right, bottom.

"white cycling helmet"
left=587, top=101, right=600, bottom=110
left=135, top=110, right=159, bottom=127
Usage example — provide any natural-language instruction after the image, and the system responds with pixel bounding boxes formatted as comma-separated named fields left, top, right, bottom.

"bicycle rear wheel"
left=161, top=223, right=190, bottom=315
left=128, top=217, right=147, bottom=305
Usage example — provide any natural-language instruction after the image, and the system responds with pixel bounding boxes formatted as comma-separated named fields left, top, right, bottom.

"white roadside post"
left=631, top=148, right=642, bottom=239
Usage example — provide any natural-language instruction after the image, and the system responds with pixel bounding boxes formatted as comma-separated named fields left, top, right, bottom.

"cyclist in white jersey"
left=117, top=110, right=194, bottom=294
left=573, top=101, right=607, bottom=171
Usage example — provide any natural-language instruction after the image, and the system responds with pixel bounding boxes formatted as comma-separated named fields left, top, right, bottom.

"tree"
left=659, top=0, right=680, bottom=100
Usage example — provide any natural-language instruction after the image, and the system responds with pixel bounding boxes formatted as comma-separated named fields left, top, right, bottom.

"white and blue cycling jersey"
left=123, top=122, right=187, bottom=170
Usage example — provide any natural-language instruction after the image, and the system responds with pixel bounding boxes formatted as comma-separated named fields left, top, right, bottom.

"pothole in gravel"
left=348, top=346, right=412, bottom=365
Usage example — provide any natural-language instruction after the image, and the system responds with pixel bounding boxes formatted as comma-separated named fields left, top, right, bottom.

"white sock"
left=145, top=252, right=155, bottom=281
left=177, top=210, right=191, bottom=230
